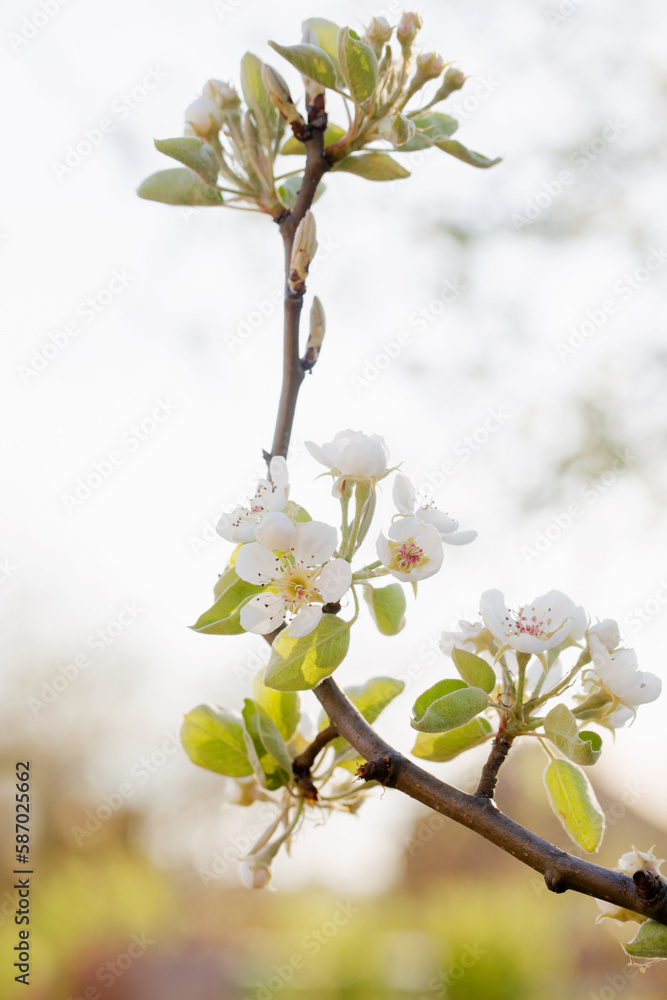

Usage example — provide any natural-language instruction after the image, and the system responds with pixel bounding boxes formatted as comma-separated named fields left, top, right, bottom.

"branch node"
left=356, top=753, right=402, bottom=787
left=633, top=870, right=667, bottom=908
left=544, top=869, right=568, bottom=894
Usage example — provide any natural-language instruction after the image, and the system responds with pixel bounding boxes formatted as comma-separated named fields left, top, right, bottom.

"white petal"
left=254, top=511, right=296, bottom=551
left=240, top=594, right=285, bottom=634
left=318, top=558, right=352, bottom=602
left=441, top=529, right=478, bottom=546
left=305, top=439, right=333, bottom=469
left=587, top=619, right=621, bottom=652
left=480, top=589, right=509, bottom=640
left=288, top=604, right=323, bottom=638
left=418, top=507, right=458, bottom=534
left=292, top=520, right=337, bottom=565
left=235, top=542, right=280, bottom=585
left=393, top=473, right=417, bottom=515
left=269, top=455, right=289, bottom=494
left=216, top=508, right=251, bottom=543
left=376, top=530, right=391, bottom=568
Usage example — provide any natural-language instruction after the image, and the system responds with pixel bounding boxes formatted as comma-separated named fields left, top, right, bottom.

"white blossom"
left=184, top=95, right=222, bottom=137
left=235, top=514, right=351, bottom=637
left=393, top=474, right=477, bottom=546
left=586, top=619, right=621, bottom=653
left=439, top=620, right=486, bottom=656
left=239, top=858, right=272, bottom=889
left=588, top=635, right=661, bottom=708
left=216, top=457, right=289, bottom=543
left=617, top=847, right=664, bottom=876
left=305, top=429, right=389, bottom=495
left=376, top=516, right=443, bottom=582
left=480, top=589, right=587, bottom=654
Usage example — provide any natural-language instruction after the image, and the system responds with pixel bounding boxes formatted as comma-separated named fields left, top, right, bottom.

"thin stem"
left=475, top=733, right=514, bottom=798
left=292, top=724, right=338, bottom=775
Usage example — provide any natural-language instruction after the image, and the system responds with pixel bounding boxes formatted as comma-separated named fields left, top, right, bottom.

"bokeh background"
left=2, top=0, right=667, bottom=996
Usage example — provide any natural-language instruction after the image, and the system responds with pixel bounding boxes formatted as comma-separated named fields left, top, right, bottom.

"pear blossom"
left=617, top=847, right=664, bottom=876
left=184, top=95, right=222, bottom=138
left=239, top=858, right=272, bottom=889
left=439, top=620, right=487, bottom=656
left=216, top=457, right=289, bottom=543
left=305, top=429, right=389, bottom=496
left=376, top=516, right=443, bottom=583
left=588, top=634, right=661, bottom=708
left=235, top=513, right=352, bottom=637
left=480, top=589, right=587, bottom=654
left=393, top=474, right=477, bottom=545
left=586, top=619, right=621, bottom=653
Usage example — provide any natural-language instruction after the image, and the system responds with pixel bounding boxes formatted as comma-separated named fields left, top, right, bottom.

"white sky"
left=1, top=0, right=666, bottom=891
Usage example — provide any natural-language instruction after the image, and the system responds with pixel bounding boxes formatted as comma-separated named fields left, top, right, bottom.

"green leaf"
left=181, top=704, right=253, bottom=777
left=451, top=648, right=496, bottom=694
left=268, top=41, right=338, bottom=90
left=283, top=500, right=312, bottom=523
left=253, top=673, right=300, bottom=741
left=240, top=52, right=278, bottom=148
left=302, top=17, right=344, bottom=83
left=190, top=565, right=263, bottom=635
left=331, top=152, right=410, bottom=181
left=153, top=137, right=220, bottom=187
left=137, top=168, right=223, bottom=207
left=278, top=174, right=326, bottom=208
left=412, top=717, right=493, bottom=762
left=337, top=27, right=378, bottom=103
left=624, top=919, right=667, bottom=960
left=323, top=676, right=405, bottom=752
left=264, top=615, right=351, bottom=691
left=437, top=139, right=502, bottom=169
left=544, top=703, right=603, bottom=766
left=242, top=699, right=292, bottom=790
left=363, top=583, right=406, bottom=635
left=399, top=111, right=459, bottom=151
left=411, top=679, right=489, bottom=733
left=280, top=122, right=346, bottom=155
left=543, top=758, right=605, bottom=853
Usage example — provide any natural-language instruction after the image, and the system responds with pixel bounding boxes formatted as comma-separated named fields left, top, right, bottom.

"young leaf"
left=137, top=168, right=223, bottom=207
left=411, top=717, right=493, bottom=762
left=264, top=615, right=351, bottom=691
left=411, top=679, right=489, bottom=733
left=153, top=137, right=220, bottom=187
left=337, top=27, right=378, bottom=103
left=623, top=919, right=667, bottom=960
left=544, top=703, right=602, bottom=766
left=331, top=152, right=410, bottom=181
left=400, top=111, right=459, bottom=151
left=181, top=704, right=253, bottom=777
left=543, top=758, right=605, bottom=853
left=437, top=139, right=502, bottom=169
left=242, top=699, right=292, bottom=789
left=253, top=673, right=300, bottom=741
left=451, top=648, right=496, bottom=694
left=240, top=52, right=278, bottom=148
left=278, top=174, right=325, bottom=209
left=190, top=565, right=263, bottom=635
left=268, top=41, right=338, bottom=90
left=363, top=583, right=406, bottom=635
left=324, top=676, right=405, bottom=752
left=302, top=17, right=344, bottom=83
left=281, top=123, right=346, bottom=155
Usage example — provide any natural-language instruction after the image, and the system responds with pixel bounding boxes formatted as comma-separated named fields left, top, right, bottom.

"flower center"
left=503, top=605, right=562, bottom=641
left=388, top=538, right=428, bottom=573
left=275, top=568, right=318, bottom=611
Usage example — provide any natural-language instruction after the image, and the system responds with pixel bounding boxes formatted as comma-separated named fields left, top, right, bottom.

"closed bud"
left=304, top=296, right=325, bottom=369
left=289, top=210, right=318, bottom=293
left=378, top=111, right=416, bottom=146
left=184, top=96, right=222, bottom=140
left=203, top=79, right=241, bottom=113
left=432, top=66, right=466, bottom=102
left=363, top=15, right=393, bottom=58
left=262, top=65, right=306, bottom=128
left=415, top=51, right=446, bottom=82
left=239, top=858, right=272, bottom=890
left=396, top=11, right=423, bottom=55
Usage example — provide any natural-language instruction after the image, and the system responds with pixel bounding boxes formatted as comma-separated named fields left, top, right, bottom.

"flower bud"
left=303, top=296, right=325, bottom=369
left=363, top=15, right=393, bottom=58
left=289, top=210, right=318, bottom=294
left=415, top=51, right=446, bottom=83
left=203, top=79, right=241, bottom=113
left=184, top=96, right=222, bottom=140
left=586, top=619, right=620, bottom=653
left=262, top=65, right=306, bottom=128
left=617, top=847, right=665, bottom=877
left=378, top=111, right=416, bottom=146
left=396, top=11, right=423, bottom=55
left=432, top=66, right=466, bottom=103
left=239, top=858, right=272, bottom=890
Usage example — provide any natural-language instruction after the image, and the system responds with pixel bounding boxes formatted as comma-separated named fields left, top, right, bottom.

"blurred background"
left=2, top=0, right=667, bottom=995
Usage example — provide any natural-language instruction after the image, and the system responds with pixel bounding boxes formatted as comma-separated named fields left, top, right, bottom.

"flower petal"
left=318, top=558, right=352, bottom=602
left=287, top=603, right=323, bottom=638
left=240, top=593, right=285, bottom=634
left=393, top=473, right=417, bottom=515
left=255, top=511, right=296, bottom=552
left=441, top=529, right=478, bottom=546
left=235, top=542, right=280, bottom=585
left=291, top=520, right=337, bottom=565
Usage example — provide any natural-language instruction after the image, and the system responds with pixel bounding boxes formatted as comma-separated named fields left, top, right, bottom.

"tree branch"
left=475, top=732, right=514, bottom=798
left=270, top=109, right=330, bottom=460
left=314, top=676, right=667, bottom=925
